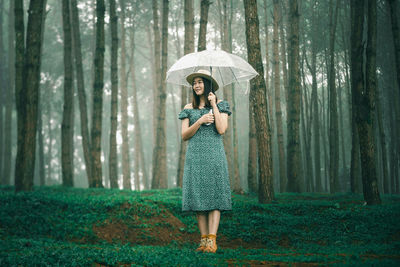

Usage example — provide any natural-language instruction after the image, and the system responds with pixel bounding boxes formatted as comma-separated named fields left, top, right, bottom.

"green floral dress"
left=178, top=100, right=232, bottom=212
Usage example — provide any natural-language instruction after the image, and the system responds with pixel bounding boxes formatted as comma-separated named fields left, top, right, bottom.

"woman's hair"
left=191, top=77, right=218, bottom=109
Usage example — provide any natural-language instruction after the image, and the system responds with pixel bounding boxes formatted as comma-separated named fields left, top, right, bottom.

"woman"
left=178, top=69, right=232, bottom=253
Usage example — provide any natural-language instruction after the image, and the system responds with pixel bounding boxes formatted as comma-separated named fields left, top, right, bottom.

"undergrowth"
left=0, top=185, right=399, bottom=266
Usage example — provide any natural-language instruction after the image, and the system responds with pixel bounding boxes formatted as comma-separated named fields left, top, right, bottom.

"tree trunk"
left=109, top=0, right=119, bottom=189
left=328, top=0, right=340, bottom=193
left=177, top=0, right=194, bottom=188
left=286, top=0, right=302, bottom=192
left=71, top=0, right=92, bottom=186
left=2, top=0, right=14, bottom=185
left=349, top=1, right=362, bottom=194
left=14, top=0, right=46, bottom=192
left=351, top=0, right=381, bottom=204
left=129, top=23, right=146, bottom=191
left=152, top=0, right=169, bottom=189
left=119, top=0, right=131, bottom=190
left=89, top=0, right=105, bottom=188
left=0, top=0, right=4, bottom=181
left=61, top=0, right=74, bottom=187
left=272, top=0, right=286, bottom=194
left=307, top=3, right=322, bottom=192
left=247, top=103, right=258, bottom=193
left=263, top=0, right=270, bottom=95
left=151, top=0, right=162, bottom=188
left=387, top=0, right=400, bottom=98
left=360, top=0, right=381, bottom=204
left=198, top=0, right=210, bottom=51
left=244, top=0, right=274, bottom=203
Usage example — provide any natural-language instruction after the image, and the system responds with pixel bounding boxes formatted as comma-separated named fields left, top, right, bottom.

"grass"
left=0, top=185, right=399, bottom=266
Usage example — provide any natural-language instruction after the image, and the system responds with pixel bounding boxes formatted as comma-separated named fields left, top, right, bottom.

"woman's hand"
left=208, top=92, right=217, bottom=106
left=199, top=113, right=214, bottom=125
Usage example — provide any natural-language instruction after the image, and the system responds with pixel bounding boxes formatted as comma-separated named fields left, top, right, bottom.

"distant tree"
left=90, top=0, right=105, bottom=188
left=128, top=14, right=147, bottom=191
left=109, top=0, right=119, bottom=188
left=61, top=0, right=74, bottom=187
left=14, top=0, right=46, bottom=192
left=328, top=0, right=340, bottom=193
left=244, top=0, right=274, bottom=203
left=177, top=0, right=194, bottom=188
left=119, top=0, right=131, bottom=190
left=307, top=0, right=322, bottom=192
left=286, top=0, right=302, bottom=192
left=71, top=0, right=93, bottom=185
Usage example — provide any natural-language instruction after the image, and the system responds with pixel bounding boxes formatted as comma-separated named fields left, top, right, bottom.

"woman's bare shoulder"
left=184, top=103, right=193, bottom=109
left=217, top=99, right=223, bottom=104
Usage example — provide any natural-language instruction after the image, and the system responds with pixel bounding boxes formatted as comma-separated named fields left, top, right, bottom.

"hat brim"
left=186, top=72, right=219, bottom=91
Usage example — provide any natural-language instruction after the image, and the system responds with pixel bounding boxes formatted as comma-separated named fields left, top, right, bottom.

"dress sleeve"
left=178, top=109, right=190, bottom=120
left=217, top=101, right=232, bottom=116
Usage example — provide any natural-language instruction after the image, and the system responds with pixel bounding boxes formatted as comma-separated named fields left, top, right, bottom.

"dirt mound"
left=92, top=201, right=265, bottom=249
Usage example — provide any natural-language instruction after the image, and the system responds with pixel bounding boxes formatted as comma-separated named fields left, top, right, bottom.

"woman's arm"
left=181, top=105, right=214, bottom=141
left=212, top=100, right=228, bottom=135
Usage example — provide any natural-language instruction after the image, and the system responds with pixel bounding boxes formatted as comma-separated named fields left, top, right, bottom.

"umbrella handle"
left=205, top=109, right=213, bottom=126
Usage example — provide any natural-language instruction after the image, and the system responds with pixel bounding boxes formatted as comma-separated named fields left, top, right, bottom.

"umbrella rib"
left=217, top=67, right=225, bottom=87
left=230, top=67, right=239, bottom=84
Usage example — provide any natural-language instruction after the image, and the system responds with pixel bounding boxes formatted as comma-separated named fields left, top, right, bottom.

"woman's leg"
left=196, top=211, right=209, bottom=235
left=207, top=209, right=221, bottom=234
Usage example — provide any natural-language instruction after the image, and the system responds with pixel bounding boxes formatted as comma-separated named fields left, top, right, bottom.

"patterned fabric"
left=178, top=100, right=232, bottom=212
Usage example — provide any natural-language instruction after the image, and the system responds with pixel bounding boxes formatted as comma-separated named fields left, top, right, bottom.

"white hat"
left=186, top=69, right=219, bottom=91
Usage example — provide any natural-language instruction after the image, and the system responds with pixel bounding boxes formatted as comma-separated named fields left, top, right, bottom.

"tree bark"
left=2, top=0, right=14, bottom=185
left=151, top=0, right=162, bottom=188
left=0, top=0, right=4, bottom=180
left=14, top=0, right=46, bottom=192
left=351, top=0, right=381, bottom=204
left=272, top=0, right=286, bottom=194
left=61, top=0, right=74, bottom=187
left=247, top=103, right=258, bottom=193
left=89, top=0, right=105, bottom=188
left=387, top=0, right=400, bottom=98
left=244, top=0, right=274, bottom=203
left=198, top=0, right=210, bottom=51
left=328, top=0, right=340, bottom=193
left=177, top=0, right=194, bottom=188
left=109, top=0, right=119, bottom=189
left=360, top=0, right=381, bottom=204
left=286, top=0, right=302, bottom=192
left=349, top=0, right=362, bottom=193
left=152, top=0, right=169, bottom=189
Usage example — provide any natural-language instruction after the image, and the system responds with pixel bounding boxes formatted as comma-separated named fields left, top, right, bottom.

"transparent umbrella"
left=166, top=50, right=258, bottom=88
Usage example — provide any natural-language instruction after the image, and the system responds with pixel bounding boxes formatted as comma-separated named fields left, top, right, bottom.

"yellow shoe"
left=203, top=234, right=217, bottom=253
left=195, top=235, right=208, bottom=252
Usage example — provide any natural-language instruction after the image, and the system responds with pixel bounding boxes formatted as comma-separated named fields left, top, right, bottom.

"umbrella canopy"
left=166, top=50, right=258, bottom=88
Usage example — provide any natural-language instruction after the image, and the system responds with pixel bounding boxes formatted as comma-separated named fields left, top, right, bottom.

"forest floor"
left=0, top=185, right=399, bottom=266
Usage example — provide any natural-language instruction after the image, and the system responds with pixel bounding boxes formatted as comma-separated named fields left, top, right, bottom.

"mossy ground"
left=0, top=185, right=399, bottom=266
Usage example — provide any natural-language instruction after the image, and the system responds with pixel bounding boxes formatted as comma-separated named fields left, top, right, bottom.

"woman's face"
left=192, top=77, right=205, bottom=96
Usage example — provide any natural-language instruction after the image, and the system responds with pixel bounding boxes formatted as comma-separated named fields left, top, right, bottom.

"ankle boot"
left=203, top=234, right=217, bottom=253
left=195, top=235, right=208, bottom=252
